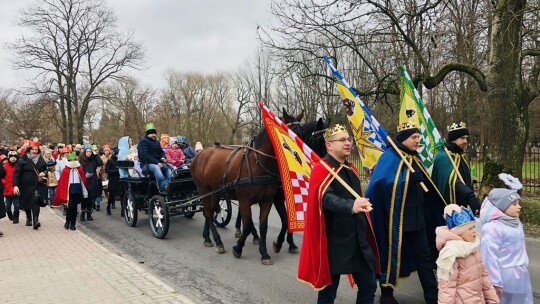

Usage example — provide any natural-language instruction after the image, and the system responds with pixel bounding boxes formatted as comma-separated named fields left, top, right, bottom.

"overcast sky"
left=0, top=0, right=274, bottom=91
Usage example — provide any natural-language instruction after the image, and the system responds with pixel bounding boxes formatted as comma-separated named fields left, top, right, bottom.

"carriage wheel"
left=213, top=196, right=232, bottom=228
left=183, top=193, right=199, bottom=219
left=122, top=191, right=138, bottom=227
left=149, top=195, right=170, bottom=239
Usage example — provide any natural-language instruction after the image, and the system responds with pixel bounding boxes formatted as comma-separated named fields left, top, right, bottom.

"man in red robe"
left=298, top=124, right=380, bottom=304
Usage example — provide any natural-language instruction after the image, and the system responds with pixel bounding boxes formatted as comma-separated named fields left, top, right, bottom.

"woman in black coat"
left=105, top=149, right=123, bottom=216
left=79, top=147, right=103, bottom=221
left=13, top=143, right=47, bottom=229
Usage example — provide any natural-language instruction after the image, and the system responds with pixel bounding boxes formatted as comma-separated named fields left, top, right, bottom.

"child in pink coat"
left=165, top=141, right=185, bottom=169
left=436, top=204, right=499, bottom=304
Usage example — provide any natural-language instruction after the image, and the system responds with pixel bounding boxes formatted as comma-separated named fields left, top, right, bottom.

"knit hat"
left=29, top=141, right=40, bottom=149
left=145, top=123, right=157, bottom=135
left=46, top=159, right=56, bottom=166
left=447, top=122, right=469, bottom=142
left=488, top=188, right=521, bottom=212
left=66, top=152, right=77, bottom=161
left=396, top=122, right=420, bottom=142
left=444, top=204, right=476, bottom=236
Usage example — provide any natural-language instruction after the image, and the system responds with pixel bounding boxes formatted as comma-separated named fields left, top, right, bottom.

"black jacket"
left=321, top=154, right=376, bottom=275
left=138, top=135, right=164, bottom=166
left=13, top=154, right=47, bottom=210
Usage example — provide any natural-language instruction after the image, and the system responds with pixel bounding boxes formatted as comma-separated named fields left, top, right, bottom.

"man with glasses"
left=298, top=124, right=379, bottom=304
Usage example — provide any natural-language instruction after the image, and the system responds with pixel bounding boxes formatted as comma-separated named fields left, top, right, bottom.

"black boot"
left=70, top=222, right=76, bottom=230
left=64, top=221, right=70, bottom=229
left=12, top=211, right=19, bottom=224
left=96, top=205, right=100, bottom=211
left=26, top=218, right=32, bottom=226
left=112, top=201, right=116, bottom=209
left=7, top=211, right=13, bottom=221
left=33, top=217, right=41, bottom=230
left=106, top=204, right=112, bottom=215
left=80, top=212, right=86, bottom=222
left=86, top=212, right=93, bottom=221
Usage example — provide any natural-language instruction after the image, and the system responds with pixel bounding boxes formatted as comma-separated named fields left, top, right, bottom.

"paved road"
left=72, top=201, right=540, bottom=303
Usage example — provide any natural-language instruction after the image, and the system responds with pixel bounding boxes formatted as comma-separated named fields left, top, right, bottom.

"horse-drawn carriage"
left=117, top=160, right=232, bottom=239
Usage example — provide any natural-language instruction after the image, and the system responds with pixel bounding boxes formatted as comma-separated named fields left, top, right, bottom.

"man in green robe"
left=432, top=122, right=480, bottom=214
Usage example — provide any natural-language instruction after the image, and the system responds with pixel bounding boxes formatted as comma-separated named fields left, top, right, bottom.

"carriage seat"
left=117, top=160, right=149, bottom=182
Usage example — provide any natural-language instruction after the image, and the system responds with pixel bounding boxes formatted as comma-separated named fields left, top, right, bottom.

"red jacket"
left=165, top=147, right=185, bottom=167
left=2, top=161, right=17, bottom=196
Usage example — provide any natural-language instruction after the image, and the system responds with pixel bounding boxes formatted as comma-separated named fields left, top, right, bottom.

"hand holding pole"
left=318, top=160, right=373, bottom=212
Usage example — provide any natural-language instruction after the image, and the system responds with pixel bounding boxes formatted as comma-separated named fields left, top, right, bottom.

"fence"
left=347, top=145, right=540, bottom=194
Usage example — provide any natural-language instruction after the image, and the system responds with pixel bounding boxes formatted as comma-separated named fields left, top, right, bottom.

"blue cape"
left=365, top=147, right=446, bottom=288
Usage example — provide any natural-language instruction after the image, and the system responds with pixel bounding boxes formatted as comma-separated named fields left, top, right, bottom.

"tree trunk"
left=481, top=0, right=527, bottom=195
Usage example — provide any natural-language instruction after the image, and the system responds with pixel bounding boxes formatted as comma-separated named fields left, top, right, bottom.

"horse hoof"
left=204, top=241, right=214, bottom=247
left=234, top=229, right=241, bottom=238
left=253, top=238, right=260, bottom=245
left=288, top=247, right=299, bottom=254
left=215, top=245, right=225, bottom=254
left=272, top=241, right=282, bottom=253
left=232, top=247, right=242, bottom=259
left=261, top=258, right=273, bottom=266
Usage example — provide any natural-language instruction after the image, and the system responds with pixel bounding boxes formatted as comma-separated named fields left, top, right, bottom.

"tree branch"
left=415, top=62, right=487, bottom=91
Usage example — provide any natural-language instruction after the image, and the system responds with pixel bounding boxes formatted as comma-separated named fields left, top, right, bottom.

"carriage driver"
left=137, top=123, right=172, bottom=190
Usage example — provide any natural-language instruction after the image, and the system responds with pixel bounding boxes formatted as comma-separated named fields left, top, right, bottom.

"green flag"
left=399, top=64, right=444, bottom=172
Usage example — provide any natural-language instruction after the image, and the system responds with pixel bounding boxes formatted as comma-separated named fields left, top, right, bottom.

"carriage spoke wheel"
left=122, top=191, right=138, bottom=227
left=213, top=196, right=232, bottom=228
left=149, top=195, right=170, bottom=239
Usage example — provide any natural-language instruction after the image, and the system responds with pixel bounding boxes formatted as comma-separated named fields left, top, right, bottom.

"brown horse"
left=189, top=109, right=304, bottom=265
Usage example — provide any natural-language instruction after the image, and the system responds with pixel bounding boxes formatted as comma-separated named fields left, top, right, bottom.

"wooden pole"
left=386, top=136, right=429, bottom=192
left=319, top=160, right=373, bottom=212
left=444, top=147, right=466, bottom=184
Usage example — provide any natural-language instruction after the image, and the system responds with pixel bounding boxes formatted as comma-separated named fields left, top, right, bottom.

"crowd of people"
left=0, top=126, right=203, bottom=232
left=0, top=120, right=533, bottom=304
left=298, top=122, right=533, bottom=304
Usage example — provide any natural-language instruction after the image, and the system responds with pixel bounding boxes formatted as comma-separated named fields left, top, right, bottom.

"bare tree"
left=10, top=0, right=145, bottom=143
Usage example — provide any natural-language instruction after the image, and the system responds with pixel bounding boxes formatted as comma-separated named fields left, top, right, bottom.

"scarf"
left=498, top=213, right=520, bottom=228
left=27, top=153, right=39, bottom=164
left=436, top=237, right=480, bottom=281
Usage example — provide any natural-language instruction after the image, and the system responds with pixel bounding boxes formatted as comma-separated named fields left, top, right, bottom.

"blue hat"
left=444, top=204, right=476, bottom=235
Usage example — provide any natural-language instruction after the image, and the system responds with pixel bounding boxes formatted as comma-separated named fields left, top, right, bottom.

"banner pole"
left=386, top=136, right=429, bottom=192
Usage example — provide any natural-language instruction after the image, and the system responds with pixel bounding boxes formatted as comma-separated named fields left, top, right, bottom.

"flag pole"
left=318, top=160, right=373, bottom=212
left=386, top=136, right=429, bottom=192
left=443, top=147, right=466, bottom=184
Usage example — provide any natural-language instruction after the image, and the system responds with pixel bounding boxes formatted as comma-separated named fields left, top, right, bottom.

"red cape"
left=297, top=159, right=380, bottom=290
left=52, top=165, right=88, bottom=207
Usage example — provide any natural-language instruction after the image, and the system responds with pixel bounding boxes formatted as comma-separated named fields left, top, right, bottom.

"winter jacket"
left=2, top=161, right=17, bottom=196
left=165, top=147, right=185, bottom=168
left=138, top=135, right=164, bottom=166
left=80, top=154, right=103, bottom=199
left=479, top=198, right=533, bottom=303
left=435, top=226, right=499, bottom=304
left=12, top=154, right=47, bottom=210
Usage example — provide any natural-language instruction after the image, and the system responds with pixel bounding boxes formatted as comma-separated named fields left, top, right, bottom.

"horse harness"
left=217, top=140, right=281, bottom=192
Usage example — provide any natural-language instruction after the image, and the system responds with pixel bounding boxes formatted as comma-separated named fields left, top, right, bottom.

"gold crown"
left=397, top=121, right=417, bottom=132
left=324, top=124, right=347, bottom=141
left=447, top=122, right=466, bottom=132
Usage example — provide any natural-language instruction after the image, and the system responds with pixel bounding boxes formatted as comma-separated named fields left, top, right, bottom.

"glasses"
left=328, top=137, right=352, bottom=143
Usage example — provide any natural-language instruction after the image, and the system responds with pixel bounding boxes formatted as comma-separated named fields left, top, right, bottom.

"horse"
left=189, top=108, right=304, bottom=265
left=270, top=117, right=330, bottom=254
